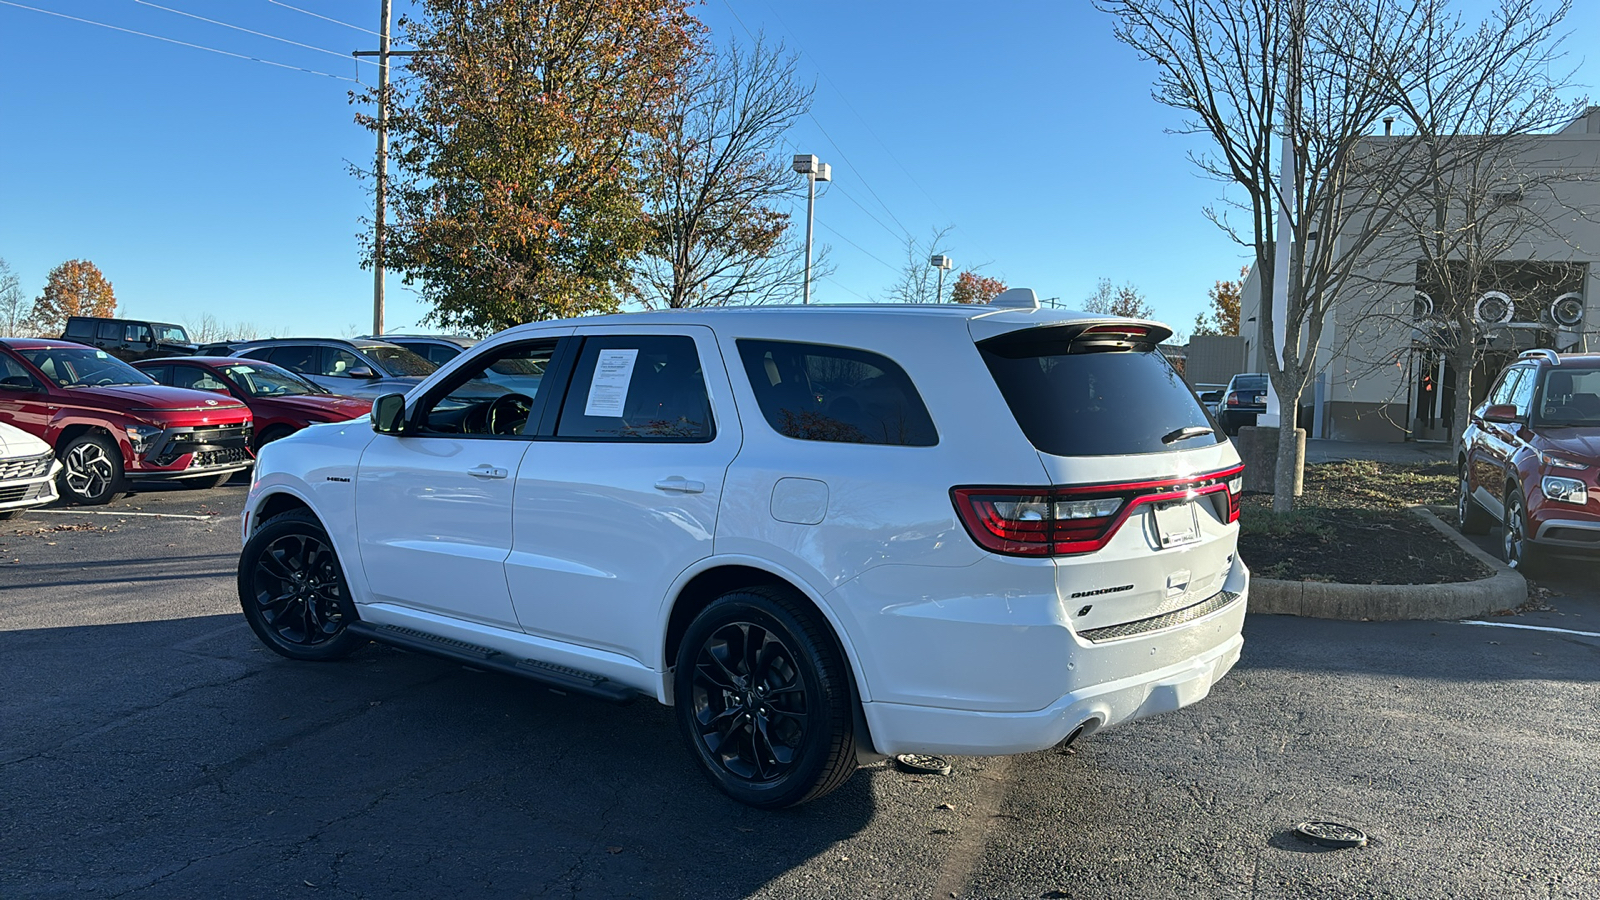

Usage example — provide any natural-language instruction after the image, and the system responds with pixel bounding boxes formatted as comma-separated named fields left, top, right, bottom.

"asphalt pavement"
left=2, top=482, right=1597, bottom=899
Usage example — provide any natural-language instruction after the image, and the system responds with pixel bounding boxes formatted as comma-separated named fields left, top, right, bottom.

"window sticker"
left=583, top=348, right=639, bottom=417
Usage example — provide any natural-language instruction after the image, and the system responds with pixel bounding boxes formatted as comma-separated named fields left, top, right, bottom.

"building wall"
left=1242, top=115, right=1600, bottom=441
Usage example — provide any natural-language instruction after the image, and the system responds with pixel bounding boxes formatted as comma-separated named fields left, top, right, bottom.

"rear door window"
left=737, top=340, right=937, bottom=446
left=556, top=335, right=713, bottom=441
left=263, top=346, right=316, bottom=374
left=980, top=329, right=1219, bottom=456
left=97, top=321, right=123, bottom=341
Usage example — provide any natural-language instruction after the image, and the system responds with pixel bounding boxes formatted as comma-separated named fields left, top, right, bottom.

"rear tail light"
left=952, top=465, right=1244, bottom=557
left=1226, top=392, right=1241, bottom=407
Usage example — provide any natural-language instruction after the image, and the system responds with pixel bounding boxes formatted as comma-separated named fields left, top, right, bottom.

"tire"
left=1502, top=488, right=1542, bottom=574
left=186, top=472, right=235, bottom=490
left=1458, top=466, right=1492, bottom=534
left=674, top=587, right=858, bottom=809
left=254, top=425, right=294, bottom=452
left=58, top=432, right=125, bottom=505
left=238, top=509, right=366, bottom=661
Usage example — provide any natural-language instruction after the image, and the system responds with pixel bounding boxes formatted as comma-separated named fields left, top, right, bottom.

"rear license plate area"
left=1153, top=499, right=1199, bottom=548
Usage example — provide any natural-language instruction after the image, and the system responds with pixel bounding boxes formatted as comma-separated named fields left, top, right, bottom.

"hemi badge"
left=326, top=476, right=351, bottom=483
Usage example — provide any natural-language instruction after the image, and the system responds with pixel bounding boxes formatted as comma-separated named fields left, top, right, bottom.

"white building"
left=1241, top=107, right=1600, bottom=442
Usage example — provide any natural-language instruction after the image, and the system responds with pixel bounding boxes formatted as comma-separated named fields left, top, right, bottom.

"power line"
left=815, top=219, right=900, bottom=274
left=755, top=0, right=996, bottom=262
left=819, top=275, right=872, bottom=302
left=716, top=0, right=913, bottom=241
left=828, top=182, right=909, bottom=245
left=266, top=0, right=381, bottom=37
left=0, top=0, right=359, bottom=81
left=132, top=0, right=377, bottom=66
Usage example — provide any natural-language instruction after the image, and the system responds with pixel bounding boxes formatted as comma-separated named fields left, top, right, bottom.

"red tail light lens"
left=1226, top=392, right=1241, bottom=406
left=952, top=465, right=1244, bottom=556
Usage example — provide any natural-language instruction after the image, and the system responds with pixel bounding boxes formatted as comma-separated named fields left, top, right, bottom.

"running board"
left=347, top=622, right=637, bottom=704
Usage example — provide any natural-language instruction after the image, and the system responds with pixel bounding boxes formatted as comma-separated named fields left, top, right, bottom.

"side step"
left=347, top=622, right=637, bottom=704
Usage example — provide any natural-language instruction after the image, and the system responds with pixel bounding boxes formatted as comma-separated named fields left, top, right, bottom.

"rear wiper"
left=1162, top=425, right=1214, bottom=444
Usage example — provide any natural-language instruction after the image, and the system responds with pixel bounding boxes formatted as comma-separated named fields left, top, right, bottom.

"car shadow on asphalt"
left=2, top=614, right=878, bottom=899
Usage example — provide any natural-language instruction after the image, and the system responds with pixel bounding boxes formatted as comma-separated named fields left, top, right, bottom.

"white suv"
left=238, top=291, right=1249, bottom=808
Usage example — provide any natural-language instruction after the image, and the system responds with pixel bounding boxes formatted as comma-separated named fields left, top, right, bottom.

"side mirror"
left=371, top=393, right=408, bottom=435
left=1200, top=391, right=1222, bottom=404
left=0, top=375, right=38, bottom=391
left=1482, top=403, right=1520, bottom=424
left=346, top=366, right=378, bottom=379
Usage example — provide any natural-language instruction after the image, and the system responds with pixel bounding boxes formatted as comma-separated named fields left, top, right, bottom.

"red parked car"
left=1459, top=349, right=1600, bottom=570
left=133, top=357, right=372, bottom=450
left=0, top=339, right=254, bottom=504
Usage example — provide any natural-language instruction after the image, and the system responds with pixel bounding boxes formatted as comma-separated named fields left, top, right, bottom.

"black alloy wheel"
left=1503, top=488, right=1541, bottom=573
left=674, top=588, right=857, bottom=809
left=238, top=510, right=365, bottom=661
left=58, top=432, right=125, bottom=505
left=1458, top=466, right=1492, bottom=534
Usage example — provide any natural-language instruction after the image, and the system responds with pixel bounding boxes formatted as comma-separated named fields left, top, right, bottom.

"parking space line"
left=34, top=510, right=215, bottom=521
left=1462, top=620, right=1600, bottom=639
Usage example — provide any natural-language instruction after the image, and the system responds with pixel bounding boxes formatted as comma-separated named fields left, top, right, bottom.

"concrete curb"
left=1249, top=505, right=1526, bottom=621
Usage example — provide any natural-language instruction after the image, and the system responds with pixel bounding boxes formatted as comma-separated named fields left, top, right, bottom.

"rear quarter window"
left=980, top=332, right=1219, bottom=456
left=737, top=340, right=937, bottom=446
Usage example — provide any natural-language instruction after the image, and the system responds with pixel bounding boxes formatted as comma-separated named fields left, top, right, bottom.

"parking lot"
left=2, top=481, right=1598, bottom=900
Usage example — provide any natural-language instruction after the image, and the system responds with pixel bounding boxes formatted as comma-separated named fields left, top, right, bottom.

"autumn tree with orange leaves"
left=949, top=271, right=1007, bottom=305
left=360, top=0, right=701, bottom=333
left=1192, top=266, right=1245, bottom=336
left=30, top=260, right=116, bottom=336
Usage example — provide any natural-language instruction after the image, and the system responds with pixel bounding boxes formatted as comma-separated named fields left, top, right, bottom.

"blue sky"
left=0, top=1, right=1594, bottom=338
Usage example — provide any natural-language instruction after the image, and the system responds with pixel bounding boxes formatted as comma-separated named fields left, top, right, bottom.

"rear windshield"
left=1232, top=375, right=1267, bottom=390
left=363, top=345, right=437, bottom=377
left=979, top=338, right=1220, bottom=456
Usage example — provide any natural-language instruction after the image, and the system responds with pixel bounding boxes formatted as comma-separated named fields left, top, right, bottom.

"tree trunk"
left=1271, top=373, right=1307, bottom=514
left=1448, top=347, right=1476, bottom=450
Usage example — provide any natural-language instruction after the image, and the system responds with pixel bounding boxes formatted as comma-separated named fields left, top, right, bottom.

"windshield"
left=18, top=347, right=155, bottom=388
left=1534, top=368, right=1600, bottom=426
left=155, top=325, right=190, bottom=343
left=221, top=363, right=326, bottom=397
left=363, top=345, right=436, bottom=377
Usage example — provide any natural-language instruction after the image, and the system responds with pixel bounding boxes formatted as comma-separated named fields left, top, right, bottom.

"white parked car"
left=238, top=291, right=1249, bottom=808
left=0, top=420, right=61, bottom=520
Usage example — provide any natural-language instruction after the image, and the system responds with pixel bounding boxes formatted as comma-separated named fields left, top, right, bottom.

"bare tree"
left=887, top=226, right=957, bottom=304
left=634, top=35, right=818, bottom=308
left=1337, top=0, right=1588, bottom=447
left=0, top=257, right=31, bottom=337
left=1083, top=277, right=1156, bottom=318
left=1097, top=0, right=1477, bottom=511
left=185, top=313, right=265, bottom=344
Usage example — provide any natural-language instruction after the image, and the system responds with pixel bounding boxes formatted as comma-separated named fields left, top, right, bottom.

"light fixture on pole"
left=929, top=254, right=953, bottom=303
left=793, top=154, right=830, bottom=304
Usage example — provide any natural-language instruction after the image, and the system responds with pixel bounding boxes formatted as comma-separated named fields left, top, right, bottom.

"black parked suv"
left=62, top=316, right=198, bottom=362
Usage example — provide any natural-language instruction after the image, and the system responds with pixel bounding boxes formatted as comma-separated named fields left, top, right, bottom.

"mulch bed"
left=1237, top=459, right=1494, bottom=585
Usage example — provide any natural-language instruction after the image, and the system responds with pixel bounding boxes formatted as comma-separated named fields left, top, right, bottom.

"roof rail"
left=1518, top=348, right=1560, bottom=366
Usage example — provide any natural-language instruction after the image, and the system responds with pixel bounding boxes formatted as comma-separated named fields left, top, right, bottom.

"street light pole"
left=930, top=254, right=953, bottom=303
left=373, top=0, right=391, bottom=337
left=792, top=154, right=830, bottom=304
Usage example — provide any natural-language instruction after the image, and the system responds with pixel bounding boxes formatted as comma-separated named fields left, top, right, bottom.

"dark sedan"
left=1216, top=373, right=1269, bottom=435
left=135, top=357, right=372, bottom=450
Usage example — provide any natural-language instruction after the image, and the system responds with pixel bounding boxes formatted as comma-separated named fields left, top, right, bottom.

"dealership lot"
left=2, top=484, right=1598, bottom=900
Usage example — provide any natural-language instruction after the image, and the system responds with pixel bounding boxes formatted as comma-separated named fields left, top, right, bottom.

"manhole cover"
left=894, top=753, right=952, bottom=776
left=1294, top=821, right=1368, bottom=849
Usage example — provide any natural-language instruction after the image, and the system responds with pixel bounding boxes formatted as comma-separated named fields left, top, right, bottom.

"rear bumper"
left=861, top=627, right=1243, bottom=755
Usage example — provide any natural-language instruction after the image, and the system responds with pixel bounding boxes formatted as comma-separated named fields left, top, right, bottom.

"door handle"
left=654, top=477, right=705, bottom=494
left=467, top=464, right=509, bottom=479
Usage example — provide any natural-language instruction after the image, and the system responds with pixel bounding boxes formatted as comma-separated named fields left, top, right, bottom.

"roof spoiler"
left=1518, top=349, right=1560, bottom=366
left=989, top=288, right=1040, bottom=310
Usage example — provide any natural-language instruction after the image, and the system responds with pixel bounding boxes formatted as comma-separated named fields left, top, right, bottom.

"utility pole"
left=355, top=1, right=414, bottom=337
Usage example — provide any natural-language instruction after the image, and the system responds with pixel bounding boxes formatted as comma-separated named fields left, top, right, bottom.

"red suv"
left=0, top=339, right=254, bottom=504
left=1459, top=349, right=1600, bottom=570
